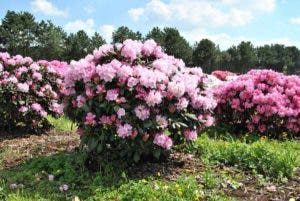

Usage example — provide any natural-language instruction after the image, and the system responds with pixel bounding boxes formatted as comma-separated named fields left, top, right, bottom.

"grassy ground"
left=0, top=117, right=299, bottom=201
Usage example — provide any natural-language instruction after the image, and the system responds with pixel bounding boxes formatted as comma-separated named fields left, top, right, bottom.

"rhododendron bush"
left=215, top=69, right=300, bottom=137
left=0, top=52, right=66, bottom=132
left=63, top=39, right=216, bottom=162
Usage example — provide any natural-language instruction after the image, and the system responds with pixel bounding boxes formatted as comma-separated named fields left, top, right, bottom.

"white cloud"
left=84, top=5, right=95, bottom=14
left=250, top=0, right=276, bottom=12
left=182, top=29, right=245, bottom=49
left=128, top=0, right=276, bottom=27
left=64, top=19, right=96, bottom=36
left=290, top=17, right=300, bottom=24
left=31, top=0, right=67, bottom=17
left=64, top=19, right=114, bottom=42
left=99, top=25, right=115, bottom=43
left=128, top=8, right=145, bottom=21
left=253, top=38, right=296, bottom=47
left=182, top=28, right=299, bottom=50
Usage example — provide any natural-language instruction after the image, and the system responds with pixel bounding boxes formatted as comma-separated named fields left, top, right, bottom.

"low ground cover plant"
left=190, top=134, right=298, bottom=179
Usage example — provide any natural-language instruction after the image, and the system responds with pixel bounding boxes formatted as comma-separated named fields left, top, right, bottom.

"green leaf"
left=87, top=138, right=98, bottom=151
left=153, top=149, right=161, bottom=159
left=185, top=113, right=198, bottom=120
left=133, top=152, right=141, bottom=163
left=113, top=105, right=119, bottom=112
left=96, top=143, right=103, bottom=153
left=82, top=104, right=90, bottom=112
left=143, top=120, right=153, bottom=128
left=178, top=122, right=188, bottom=127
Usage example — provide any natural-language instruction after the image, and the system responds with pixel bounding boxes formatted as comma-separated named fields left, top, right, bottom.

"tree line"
left=0, top=10, right=299, bottom=74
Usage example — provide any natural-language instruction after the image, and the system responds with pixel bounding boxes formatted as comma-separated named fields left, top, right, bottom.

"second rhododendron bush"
left=215, top=69, right=300, bottom=137
left=0, top=52, right=66, bottom=131
left=63, top=39, right=217, bottom=162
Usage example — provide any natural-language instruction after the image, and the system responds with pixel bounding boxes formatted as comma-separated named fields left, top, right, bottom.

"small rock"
left=266, top=185, right=276, bottom=192
left=48, top=174, right=55, bottom=181
left=9, top=183, right=18, bottom=190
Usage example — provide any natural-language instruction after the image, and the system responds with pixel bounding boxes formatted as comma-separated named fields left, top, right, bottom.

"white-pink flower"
left=153, top=133, right=173, bottom=149
left=183, top=129, right=197, bottom=141
left=19, top=106, right=28, bottom=113
left=117, top=123, right=133, bottom=138
left=155, top=115, right=168, bottom=128
left=17, top=83, right=29, bottom=93
left=106, top=89, right=119, bottom=101
left=134, top=105, right=150, bottom=120
left=117, top=108, right=126, bottom=118
left=145, top=90, right=162, bottom=106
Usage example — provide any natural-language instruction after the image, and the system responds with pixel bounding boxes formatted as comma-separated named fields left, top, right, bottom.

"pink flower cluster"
left=212, top=70, right=236, bottom=81
left=215, top=69, right=300, bottom=135
left=153, top=133, right=173, bottom=150
left=0, top=52, right=65, bottom=130
left=63, top=39, right=216, bottom=159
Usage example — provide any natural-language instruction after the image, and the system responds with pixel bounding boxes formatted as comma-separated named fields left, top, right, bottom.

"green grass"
left=188, top=133, right=300, bottom=179
left=0, top=152, right=236, bottom=201
left=0, top=117, right=299, bottom=200
left=47, top=116, right=77, bottom=132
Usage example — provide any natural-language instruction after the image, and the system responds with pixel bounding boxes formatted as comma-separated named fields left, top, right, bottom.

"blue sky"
left=1, top=0, right=300, bottom=49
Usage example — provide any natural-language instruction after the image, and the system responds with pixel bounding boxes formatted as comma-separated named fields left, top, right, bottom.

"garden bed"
left=0, top=127, right=299, bottom=201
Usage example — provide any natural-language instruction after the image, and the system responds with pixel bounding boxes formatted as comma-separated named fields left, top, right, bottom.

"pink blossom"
left=183, top=129, right=198, bottom=141
left=134, top=105, right=150, bottom=120
left=99, top=115, right=112, bottom=125
left=142, top=39, right=157, bottom=56
left=96, top=85, right=105, bottom=94
left=176, top=97, right=189, bottom=110
left=96, top=63, right=116, bottom=82
left=117, top=123, right=133, bottom=138
left=85, top=112, right=96, bottom=125
left=106, top=89, right=119, bottom=101
left=204, top=114, right=215, bottom=127
left=51, top=103, right=63, bottom=114
left=17, top=83, right=29, bottom=93
left=247, top=123, right=254, bottom=132
left=127, top=77, right=139, bottom=88
left=40, top=110, right=47, bottom=117
left=168, top=81, right=185, bottom=97
left=85, top=85, right=94, bottom=98
left=76, top=95, right=86, bottom=108
left=258, top=124, right=267, bottom=133
left=153, top=133, right=173, bottom=149
left=145, top=90, right=162, bottom=106
left=32, top=72, right=42, bottom=80
left=117, top=108, right=126, bottom=118
left=121, top=39, right=142, bottom=61
left=19, top=106, right=28, bottom=113
left=252, top=114, right=261, bottom=124
left=31, top=103, right=42, bottom=112
left=155, top=115, right=168, bottom=128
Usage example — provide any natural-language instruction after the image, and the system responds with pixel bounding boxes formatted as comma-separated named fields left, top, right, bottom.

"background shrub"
left=0, top=52, right=66, bottom=132
left=214, top=69, right=300, bottom=137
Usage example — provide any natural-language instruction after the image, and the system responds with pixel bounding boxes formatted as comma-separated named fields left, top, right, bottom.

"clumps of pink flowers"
left=0, top=52, right=66, bottom=131
left=215, top=69, right=300, bottom=136
left=212, top=70, right=236, bottom=81
left=183, top=129, right=198, bottom=141
left=63, top=39, right=216, bottom=162
left=154, top=133, right=173, bottom=150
